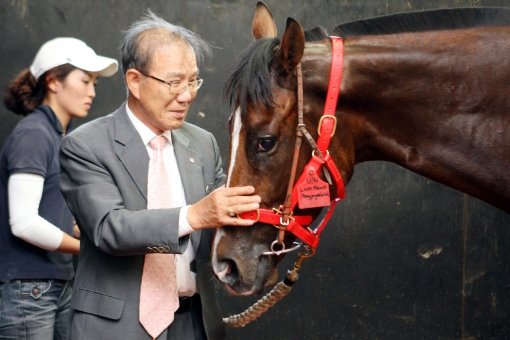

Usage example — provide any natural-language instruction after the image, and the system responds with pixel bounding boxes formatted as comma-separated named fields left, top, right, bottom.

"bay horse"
left=212, top=2, right=510, bottom=297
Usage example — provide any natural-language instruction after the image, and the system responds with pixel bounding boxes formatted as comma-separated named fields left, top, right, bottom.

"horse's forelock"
left=224, top=38, right=280, bottom=117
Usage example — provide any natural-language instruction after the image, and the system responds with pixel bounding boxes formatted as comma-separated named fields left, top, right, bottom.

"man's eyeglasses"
left=137, top=69, right=203, bottom=94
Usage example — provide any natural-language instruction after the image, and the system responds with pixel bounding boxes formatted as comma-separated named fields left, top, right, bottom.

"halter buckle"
left=318, top=114, right=337, bottom=137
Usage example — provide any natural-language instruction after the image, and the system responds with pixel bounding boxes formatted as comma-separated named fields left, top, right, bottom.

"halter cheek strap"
left=292, top=36, right=345, bottom=205
left=319, top=36, right=344, bottom=152
left=239, top=36, right=345, bottom=252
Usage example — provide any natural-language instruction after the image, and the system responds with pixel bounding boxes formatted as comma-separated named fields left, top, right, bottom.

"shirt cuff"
left=179, top=205, right=194, bottom=237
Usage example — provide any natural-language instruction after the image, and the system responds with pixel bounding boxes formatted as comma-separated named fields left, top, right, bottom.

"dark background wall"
left=1, top=1, right=509, bottom=339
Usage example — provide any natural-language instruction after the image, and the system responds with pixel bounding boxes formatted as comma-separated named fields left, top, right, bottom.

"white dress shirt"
left=126, top=103, right=196, bottom=296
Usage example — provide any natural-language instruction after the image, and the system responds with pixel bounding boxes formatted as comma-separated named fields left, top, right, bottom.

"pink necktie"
left=139, top=135, right=179, bottom=339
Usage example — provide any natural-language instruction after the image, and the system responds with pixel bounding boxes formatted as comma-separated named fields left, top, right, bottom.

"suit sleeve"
left=59, top=133, right=182, bottom=256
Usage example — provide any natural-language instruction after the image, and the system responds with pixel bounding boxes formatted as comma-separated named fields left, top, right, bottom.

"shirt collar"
left=37, top=104, right=72, bottom=135
left=125, top=103, right=173, bottom=147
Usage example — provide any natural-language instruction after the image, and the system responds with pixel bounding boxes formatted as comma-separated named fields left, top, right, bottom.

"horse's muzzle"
left=212, top=227, right=279, bottom=295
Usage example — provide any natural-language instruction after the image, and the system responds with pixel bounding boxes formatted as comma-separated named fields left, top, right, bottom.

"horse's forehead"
left=242, top=87, right=296, bottom=125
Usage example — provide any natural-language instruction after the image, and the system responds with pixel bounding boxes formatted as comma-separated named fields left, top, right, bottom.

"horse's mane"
left=225, top=7, right=510, bottom=114
left=304, top=26, right=328, bottom=41
left=333, top=7, right=510, bottom=37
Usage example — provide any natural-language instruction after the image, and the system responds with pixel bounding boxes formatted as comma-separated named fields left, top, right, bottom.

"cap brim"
left=71, top=55, right=119, bottom=78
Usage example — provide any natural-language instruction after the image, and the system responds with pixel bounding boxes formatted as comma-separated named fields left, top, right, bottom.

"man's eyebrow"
left=165, top=70, right=200, bottom=78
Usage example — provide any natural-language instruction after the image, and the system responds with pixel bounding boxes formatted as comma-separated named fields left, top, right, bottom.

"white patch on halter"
left=226, top=107, right=242, bottom=188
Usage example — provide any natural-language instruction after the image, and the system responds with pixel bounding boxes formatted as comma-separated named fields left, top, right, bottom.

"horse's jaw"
left=211, top=226, right=280, bottom=295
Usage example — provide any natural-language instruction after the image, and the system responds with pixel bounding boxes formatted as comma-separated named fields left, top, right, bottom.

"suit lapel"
left=112, top=110, right=204, bottom=247
left=113, top=106, right=149, bottom=201
left=172, top=128, right=204, bottom=248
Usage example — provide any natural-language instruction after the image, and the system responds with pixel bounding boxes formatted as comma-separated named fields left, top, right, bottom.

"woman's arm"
left=8, top=173, right=79, bottom=254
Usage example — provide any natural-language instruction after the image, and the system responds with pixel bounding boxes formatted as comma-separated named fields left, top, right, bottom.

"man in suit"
left=59, top=11, right=260, bottom=340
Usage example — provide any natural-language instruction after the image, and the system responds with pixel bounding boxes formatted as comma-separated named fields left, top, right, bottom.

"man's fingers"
left=228, top=195, right=261, bottom=206
left=223, top=185, right=256, bottom=196
left=237, top=202, right=260, bottom=213
left=216, top=185, right=261, bottom=206
left=227, top=202, right=259, bottom=216
left=226, top=214, right=257, bottom=226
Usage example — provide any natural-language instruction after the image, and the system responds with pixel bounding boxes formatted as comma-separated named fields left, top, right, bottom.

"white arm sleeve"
left=8, top=173, right=63, bottom=251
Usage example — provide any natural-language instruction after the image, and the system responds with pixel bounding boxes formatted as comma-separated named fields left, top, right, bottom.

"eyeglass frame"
left=135, top=69, right=203, bottom=94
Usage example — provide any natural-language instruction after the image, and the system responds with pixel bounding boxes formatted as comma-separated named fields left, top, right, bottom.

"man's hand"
left=187, top=186, right=261, bottom=230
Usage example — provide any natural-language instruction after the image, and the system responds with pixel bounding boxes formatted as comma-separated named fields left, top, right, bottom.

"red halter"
left=239, top=36, right=345, bottom=252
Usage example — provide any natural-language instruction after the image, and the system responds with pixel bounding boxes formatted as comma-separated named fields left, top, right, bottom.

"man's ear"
left=125, top=69, right=142, bottom=99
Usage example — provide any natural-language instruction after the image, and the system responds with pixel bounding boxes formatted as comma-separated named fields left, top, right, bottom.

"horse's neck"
left=337, top=27, right=510, bottom=211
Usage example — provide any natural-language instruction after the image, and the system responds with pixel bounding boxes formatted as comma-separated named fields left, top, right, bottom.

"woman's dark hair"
left=3, top=64, right=76, bottom=116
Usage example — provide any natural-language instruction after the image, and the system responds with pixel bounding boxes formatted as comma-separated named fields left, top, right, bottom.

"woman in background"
left=0, top=37, right=118, bottom=339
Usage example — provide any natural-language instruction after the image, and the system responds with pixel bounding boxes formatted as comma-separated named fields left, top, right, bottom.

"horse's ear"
left=278, top=17, right=305, bottom=72
left=252, top=1, right=277, bottom=39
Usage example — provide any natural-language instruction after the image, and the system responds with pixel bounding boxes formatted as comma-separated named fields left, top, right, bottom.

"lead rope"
left=222, top=245, right=315, bottom=328
left=223, top=64, right=316, bottom=328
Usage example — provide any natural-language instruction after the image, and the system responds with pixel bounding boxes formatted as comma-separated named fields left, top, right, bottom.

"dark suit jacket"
left=60, top=104, right=226, bottom=339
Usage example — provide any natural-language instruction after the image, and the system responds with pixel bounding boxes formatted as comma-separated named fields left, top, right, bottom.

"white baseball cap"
left=29, top=37, right=118, bottom=80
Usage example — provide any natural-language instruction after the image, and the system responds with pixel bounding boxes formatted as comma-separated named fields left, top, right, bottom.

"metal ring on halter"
left=263, top=241, right=301, bottom=256
left=279, top=216, right=291, bottom=226
left=312, top=149, right=329, bottom=158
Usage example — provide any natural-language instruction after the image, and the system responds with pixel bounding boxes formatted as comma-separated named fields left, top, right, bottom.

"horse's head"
left=211, top=2, right=354, bottom=296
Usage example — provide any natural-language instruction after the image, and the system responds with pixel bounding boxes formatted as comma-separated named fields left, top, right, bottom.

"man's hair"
left=120, top=9, right=212, bottom=74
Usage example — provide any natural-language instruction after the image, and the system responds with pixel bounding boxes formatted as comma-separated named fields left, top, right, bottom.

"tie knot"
left=149, top=135, right=167, bottom=150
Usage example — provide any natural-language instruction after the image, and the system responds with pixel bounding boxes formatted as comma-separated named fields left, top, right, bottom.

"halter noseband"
left=238, top=36, right=346, bottom=255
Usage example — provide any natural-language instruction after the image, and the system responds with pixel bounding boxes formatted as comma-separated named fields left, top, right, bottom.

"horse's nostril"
left=220, top=258, right=239, bottom=286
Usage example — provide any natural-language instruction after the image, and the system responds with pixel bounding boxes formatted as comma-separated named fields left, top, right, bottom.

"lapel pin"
left=189, top=157, right=195, bottom=163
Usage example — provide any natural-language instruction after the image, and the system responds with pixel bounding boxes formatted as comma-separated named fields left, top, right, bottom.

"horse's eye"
left=257, top=136, right=276, bottom=152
